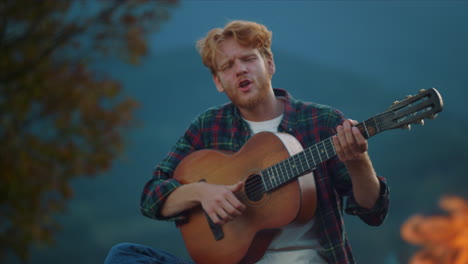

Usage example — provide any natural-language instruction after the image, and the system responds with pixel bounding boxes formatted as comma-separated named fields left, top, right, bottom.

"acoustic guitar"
left=173, top=88, right=443, bottom=264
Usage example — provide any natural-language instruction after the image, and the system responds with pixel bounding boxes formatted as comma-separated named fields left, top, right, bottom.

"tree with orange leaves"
left=401, top=196, right=468, bottom=264
left=0, top=0, right=178, bottom=262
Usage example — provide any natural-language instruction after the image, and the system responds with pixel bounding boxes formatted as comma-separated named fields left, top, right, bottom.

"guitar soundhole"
left=245, top=174, right=265, bottom=202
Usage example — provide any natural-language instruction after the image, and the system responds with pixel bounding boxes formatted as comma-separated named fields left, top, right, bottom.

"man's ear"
left=267, top=59, right=276, bottom=76
left=213, top=74, right=224, bottom=93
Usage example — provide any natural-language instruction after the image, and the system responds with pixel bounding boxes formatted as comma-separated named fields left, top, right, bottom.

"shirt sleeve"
left=140, top=118, right=204, bottom=222
left=344, top=176, right=390, bottom=226
left=326, top=108, right=390, bottom=226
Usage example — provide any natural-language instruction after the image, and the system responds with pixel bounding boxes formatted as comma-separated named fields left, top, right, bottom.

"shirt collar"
left=231, top=88, right=297, bottom=133
left=273, top=88, right=297, bottom=133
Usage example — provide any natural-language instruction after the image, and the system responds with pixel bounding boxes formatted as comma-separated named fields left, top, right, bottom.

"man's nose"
left=234, top=60, right=247, bottom=76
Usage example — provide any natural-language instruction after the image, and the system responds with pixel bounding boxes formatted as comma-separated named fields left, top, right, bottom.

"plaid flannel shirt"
left=140, top=88, right=389, bottom=264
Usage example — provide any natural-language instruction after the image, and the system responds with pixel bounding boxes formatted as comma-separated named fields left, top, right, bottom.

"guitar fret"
left=264, top=168, right=270, bottom=189
left=279, top=165, right=285, bottom=185
left=304, top=152, right=311, bottom=170
left=297, top=156, right=303, bottom=174
left=275, top=164, right=283, bottom=186
left=308, top=148, right=316, bottom=166
left=260, top=171, right=268, bottom=190
left=286, top=158, right=294, bottom=181
left=263, top=169, right=270, bottom=190
left=321, top=141, right=329, bottom=159
left=281, top=163, right=290, bottom=182
left=299, top=153, right=306, bottom=173
left=292, top=157, right=298, bottom=178
left=328, top=142, right=332, bottom=158
left=280, top=161, right=286, bottom=183
left=372, top=116, right=380, bottom=133
left=315, top=144, right=322, bottom=162
left=324, top=140, right=330, bottom=158
left=325, top=139, right=335, bottom=157
left=363, top=121, right=370, bottom=138
left=280, top=163, right=287, bottom=186
left=297, top=161, right=302, bottom=175
left=286, top=158, right=292, bottom=181
left=272, top=166, right=278, bottom=187
left=276, top=164, right=282, bottom=185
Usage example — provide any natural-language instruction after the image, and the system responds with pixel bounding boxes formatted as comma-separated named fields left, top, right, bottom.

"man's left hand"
left=332, top=119, right=368, bottom=163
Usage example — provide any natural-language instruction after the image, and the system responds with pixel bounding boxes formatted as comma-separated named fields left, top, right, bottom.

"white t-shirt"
left=243, top=116, right=326, bottom=264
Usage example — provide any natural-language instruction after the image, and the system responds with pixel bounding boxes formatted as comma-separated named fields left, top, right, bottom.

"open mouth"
left=239, top=80, right=251, bottom=88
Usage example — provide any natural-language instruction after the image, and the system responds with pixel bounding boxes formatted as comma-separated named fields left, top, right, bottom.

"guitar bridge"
left=204, top=211, right=224, bottom=241
left=198, top=179, right=225, bottom=241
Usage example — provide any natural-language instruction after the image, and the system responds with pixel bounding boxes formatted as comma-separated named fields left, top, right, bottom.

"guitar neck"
left=261, top=117, right=381, bottom=192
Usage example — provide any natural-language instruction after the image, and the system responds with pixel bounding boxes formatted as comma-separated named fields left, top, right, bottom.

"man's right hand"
left=198, top=181, right=246, bottom=225
left=160, top=180, right=246, bottom=225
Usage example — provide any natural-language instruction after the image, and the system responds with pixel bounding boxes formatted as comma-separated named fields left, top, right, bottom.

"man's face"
left=213, top=38, right=275, bottom=110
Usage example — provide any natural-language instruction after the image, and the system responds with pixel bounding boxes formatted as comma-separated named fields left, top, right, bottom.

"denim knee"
left=109, top=242, right=137, bottom=254
left=105, top=242, right=192, bottom=264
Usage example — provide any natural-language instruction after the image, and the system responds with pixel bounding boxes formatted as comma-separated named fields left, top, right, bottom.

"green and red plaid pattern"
left=140, top=89, right=389, bottom=264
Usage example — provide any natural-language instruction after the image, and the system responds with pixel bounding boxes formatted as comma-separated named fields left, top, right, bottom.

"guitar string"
left=246, top=129, right=356, bottom=196
left=250, top=106, right=438, bottom=195
left=247, top=138, right=335, bottom=196
left=243, top=116, right=423, bottom=197
left=245, top=122, right=372, bottom=196
left=246, top=114, right=431, bottom=196
left=253, top=115, right=402, bottom=194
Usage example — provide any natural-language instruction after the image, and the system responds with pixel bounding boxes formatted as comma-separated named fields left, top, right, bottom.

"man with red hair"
left=105, top=20, right=389, bottom=264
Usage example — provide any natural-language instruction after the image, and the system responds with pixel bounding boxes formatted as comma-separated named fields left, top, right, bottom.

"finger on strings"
left=226, top=193, right=246, bottom=213
left=216, top=206, right=232, bottom=222
left=343, top=120, right=356, bottom=147
left=332, top=135, right=344, bottom=161
left=209, top=211, right=222, bottom=225
left=352, top=126, right=367, bottom=151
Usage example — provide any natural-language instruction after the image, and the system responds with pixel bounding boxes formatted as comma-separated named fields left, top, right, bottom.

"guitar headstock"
left=375, top=88, right=443, bottom=132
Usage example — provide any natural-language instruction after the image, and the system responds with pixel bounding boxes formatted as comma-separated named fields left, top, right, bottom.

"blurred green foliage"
left=0, top=0, right=177, bottom=261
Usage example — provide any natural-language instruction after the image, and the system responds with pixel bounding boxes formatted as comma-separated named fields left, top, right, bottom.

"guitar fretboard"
left=260, top=117, right=381, bottom=192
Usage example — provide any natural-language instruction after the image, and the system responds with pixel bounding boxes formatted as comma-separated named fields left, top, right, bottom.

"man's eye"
left=220, top=63, right=232, bottom=71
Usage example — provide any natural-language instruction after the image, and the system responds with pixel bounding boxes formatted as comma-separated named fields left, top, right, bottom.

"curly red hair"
left=196, top=20, right=273, bottom=75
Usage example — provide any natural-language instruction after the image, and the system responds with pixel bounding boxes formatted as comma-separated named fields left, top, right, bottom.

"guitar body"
left=174, top=132, right=317, bottom=264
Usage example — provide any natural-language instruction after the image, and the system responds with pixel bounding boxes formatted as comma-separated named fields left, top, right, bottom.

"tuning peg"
left=416, top=119, right=425, bottom=126
left=430, top=114, right=439, bottom=119
left=406, top=95, right=413, bottom=99
left=392, top=100, right=400, bottom=105
left=402, top=124, right=411, bottom=130
left=419, top=89, right=426, bottom=93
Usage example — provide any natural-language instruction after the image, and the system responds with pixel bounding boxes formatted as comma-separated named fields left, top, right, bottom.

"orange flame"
left=401, top=196, right=468, bottom=264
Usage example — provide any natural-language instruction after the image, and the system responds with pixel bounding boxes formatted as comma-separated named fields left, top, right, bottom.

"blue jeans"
left=104, top=243, right=195, bottom=264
